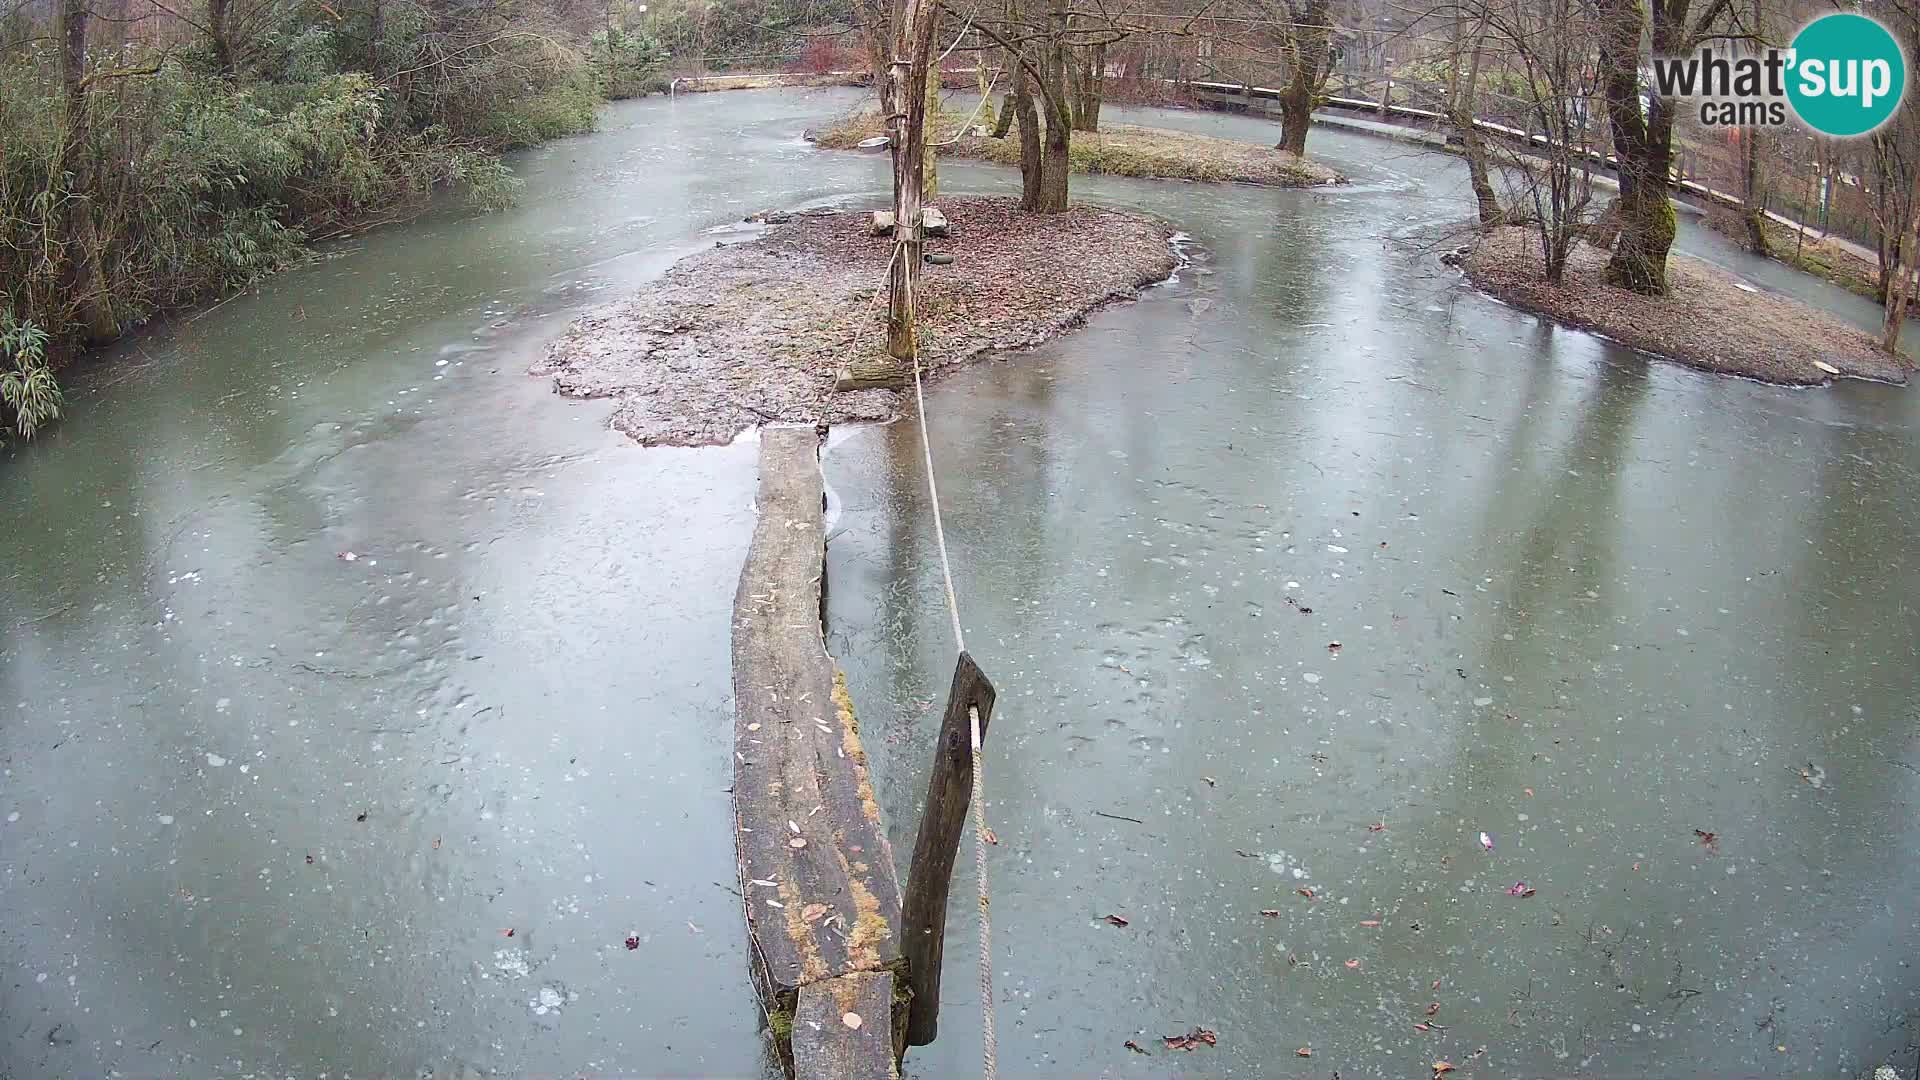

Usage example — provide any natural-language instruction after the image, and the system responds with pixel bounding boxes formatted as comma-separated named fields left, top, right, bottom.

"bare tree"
left=60, top=0, right=118, bottom=341
left=1593, top=0, right=1734, bottom=294
left=1882, top=171, right=1920, bottom=351
left=1068, top=36, right=1105, bottom=130
left=1273, top=0, right=1331, bottom=155
left=1491, top=0, right=1598, bottom=281
left=1444, top=6, right=1499, bottom=226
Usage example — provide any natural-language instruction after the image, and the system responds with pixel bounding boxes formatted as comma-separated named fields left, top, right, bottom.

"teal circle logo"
left=1787, top=13, right=1906, bottom=137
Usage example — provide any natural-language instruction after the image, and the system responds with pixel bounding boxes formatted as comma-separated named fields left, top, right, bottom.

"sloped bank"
left=536, top=196, right=1177, bottom=445
left=1462, top=225, right=1911, bottom=386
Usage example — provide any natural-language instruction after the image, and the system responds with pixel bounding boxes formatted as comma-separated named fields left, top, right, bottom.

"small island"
left=536, top=196, right=1176, bottom=446
left=812, top=106, right=1348, bottom=189
left=1462, top=225, right=1913, bottom=386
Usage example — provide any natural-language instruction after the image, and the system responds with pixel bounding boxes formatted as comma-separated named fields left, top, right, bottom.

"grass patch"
left=813, top=106, right=1346, bottom=188
left=1758, top=220, right=1881, bottom=300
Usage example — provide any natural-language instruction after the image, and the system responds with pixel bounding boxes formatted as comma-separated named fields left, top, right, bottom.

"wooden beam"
left=731, top=426, right=908, bottom=1076
left=900, top=650, right=997, bottom=1046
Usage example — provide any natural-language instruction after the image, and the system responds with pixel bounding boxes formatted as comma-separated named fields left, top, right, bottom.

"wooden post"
left=900, top=650, right=996, bottom=1047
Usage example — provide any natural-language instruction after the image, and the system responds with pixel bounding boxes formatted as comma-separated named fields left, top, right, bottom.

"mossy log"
left=731, top=427, right=908, bottom=1077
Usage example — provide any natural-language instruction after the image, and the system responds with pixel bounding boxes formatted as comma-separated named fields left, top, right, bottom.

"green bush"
left=0, top=311, right=60, bottom=442
left=592, top=27, right=669, bottom=100
left=468, top=74, right=602, bottom=150
left=0, top=6, right=615, bottom=436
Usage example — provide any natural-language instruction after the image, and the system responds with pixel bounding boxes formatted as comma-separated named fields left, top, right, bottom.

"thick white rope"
left=932, top=69, right=1004, bottom=148
left=969, top=713, right=994, bottom=1080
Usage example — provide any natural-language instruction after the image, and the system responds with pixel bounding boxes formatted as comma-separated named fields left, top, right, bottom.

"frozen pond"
left=3, top=86, right=1916, bottom=1077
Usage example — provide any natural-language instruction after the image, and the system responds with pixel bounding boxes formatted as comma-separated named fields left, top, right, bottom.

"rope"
left=905, top=315, right=967, bottom=654
left=932, top=69, right=1004, bottom=148
left=970, top=720, right=995, bottom=1080
left=895, top=232, right=996, bottom=1079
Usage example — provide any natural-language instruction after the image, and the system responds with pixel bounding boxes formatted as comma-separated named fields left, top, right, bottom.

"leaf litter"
left=1162, top=1027, right=1217, bottom=1051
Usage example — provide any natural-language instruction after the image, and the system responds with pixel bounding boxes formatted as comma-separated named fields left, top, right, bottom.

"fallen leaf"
left=1506, top=881, right=1530, bottom=896
left=1202, top=776, right=1216, bottom=787
left=1162, top=1027, right=1218, bottom=1051
left=337, top=551, right=358, bottom=562
left=1433, top=1062, right=1456, bottom=1076
left=1297, top=887, right=1315, bottom=899
left=983, top=828, right=999, bottom=845
left=1694, top=828, right=1718, bottom=852
left=305, top=854, right=314, bottom=865
left=1295, top=1047, right=1313, bottom=1057
left=1260, top=909, right=1281, bottom=917
left=1359, top=919, right=1382, bottom=927
left=1524, top=787, right=1534, bottom=797
left=1479, top=831, right=1495, bottom=851
left=432, top=836, right=441, bottom=850
left=1102, top=914, right=1130, bottom=927
left=1414, top=1022, right=1432, bottom=1032
left=1123, top=1040, right=1150, bottom=1055
left=504, top=928, right=515, bottom=937
left=841, top=1011, right=862, bottom=1029
left=1431, top=979, right=1441, bottom=990
left=1327, top=642, right=1341, bottom=653
left=803, top=903, right=831, bottom=924
left=1367, top=822, right=1387, bottom=832
left=1344, top=958, right=1360, bottom=969
left=1426, top=1002, right=1441, bottom=1016
left=1521, top=887, right=1537, bottom=897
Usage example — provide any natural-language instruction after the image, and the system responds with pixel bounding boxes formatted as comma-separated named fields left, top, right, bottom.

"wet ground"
left=3, top=88, right=1918, bottom=1078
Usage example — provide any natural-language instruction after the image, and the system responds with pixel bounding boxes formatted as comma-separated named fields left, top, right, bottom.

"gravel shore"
left=536, top=197, right=1178, bottom=445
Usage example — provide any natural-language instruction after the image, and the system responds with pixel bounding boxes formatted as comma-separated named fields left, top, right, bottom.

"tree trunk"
left=1872, top=130, right=1902, bottom=303
left=1597, top=0, right=1674, bottom=295
left=1275, top=0, right=1330, bottom=156
left=370, top=0, right=387, bottom=79
left=975, top=59, right=996, bottom=132
left=1883, top=171, right=1920, bottom=353
left=208, top=0, right=235, bottom=76
left=1012, top=62, right=1044, bottom=209
left=1740, top=128, right=1768, bottom=255
left=60, top=0, right=117, bottom=344
left=1034, top=0, right=1070, bottom=213
left=1072, top=41, right=1104, bottom=132
left=1448, top=15, right=1499, bottom=226
left=884, top=0, right=939, bottom=362
left=992, top=90, right=1014, bottom=137
left=858, top=0, right=892, bottom=113
left=922, top=58, right=939, bottom=199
